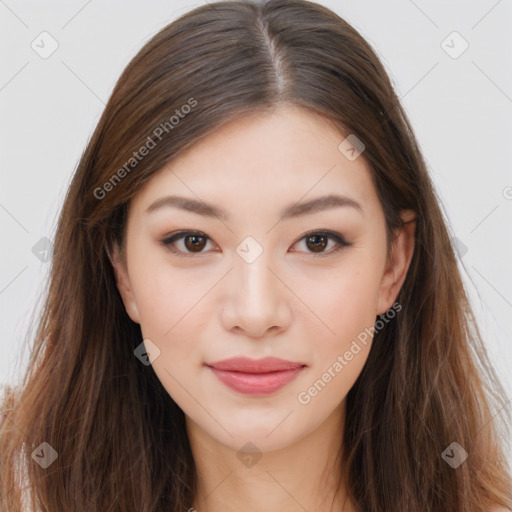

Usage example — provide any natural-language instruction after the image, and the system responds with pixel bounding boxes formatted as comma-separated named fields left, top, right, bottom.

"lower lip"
left=207, top=366, right=304, bottom=395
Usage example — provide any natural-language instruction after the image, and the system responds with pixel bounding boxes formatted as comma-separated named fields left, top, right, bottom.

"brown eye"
left=291, top=230, right=352, bottom=257
left=305, top=234, right=328, bottom=252
left=184, top=234, right=207, bottom=252
left=161, top=231, right=215, bottom=256
left=161, top=229, right=352, bottom=258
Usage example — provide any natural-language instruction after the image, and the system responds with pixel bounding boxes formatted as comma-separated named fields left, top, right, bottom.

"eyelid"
left=290, top=229, right=353, bottom=256
left=160, top=229, right=353, bottom=257
left=160, top=230, right=217, bottom=258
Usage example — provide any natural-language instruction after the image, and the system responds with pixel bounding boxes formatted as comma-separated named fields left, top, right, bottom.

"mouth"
left=205, top=357, right=306, bottom=395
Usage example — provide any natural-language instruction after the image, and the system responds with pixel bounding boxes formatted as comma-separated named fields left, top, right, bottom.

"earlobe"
left=376, top=209, right=416, bottom=315
left=107, top=240, right=141, bottom=324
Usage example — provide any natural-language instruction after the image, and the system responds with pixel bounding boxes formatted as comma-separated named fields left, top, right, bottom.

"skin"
left=110, top=105, right=416, bottom=511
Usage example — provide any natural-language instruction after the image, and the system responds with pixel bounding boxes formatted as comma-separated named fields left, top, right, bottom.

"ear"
left=107, top=240, right=141, bottom=324
left=376, top=209, right=416, bottom=315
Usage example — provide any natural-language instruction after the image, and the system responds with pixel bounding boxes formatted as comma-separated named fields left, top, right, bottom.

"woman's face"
left=111, top=105, right=414, bottom=452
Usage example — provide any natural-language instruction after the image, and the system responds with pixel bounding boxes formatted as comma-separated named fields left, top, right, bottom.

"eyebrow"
left=145, top=193, right=363, bottom=221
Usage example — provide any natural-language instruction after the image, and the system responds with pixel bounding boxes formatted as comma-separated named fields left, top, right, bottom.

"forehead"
left=130, top=105, right=380, bottom=218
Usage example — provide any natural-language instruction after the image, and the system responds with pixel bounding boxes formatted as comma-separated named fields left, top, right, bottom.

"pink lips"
left=206, top=357, right=306, bottom=395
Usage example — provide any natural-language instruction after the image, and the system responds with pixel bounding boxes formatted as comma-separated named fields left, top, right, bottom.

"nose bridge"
left=234, top=245, right=280, bottom=307
left=223, top=241, right=291, bottom=336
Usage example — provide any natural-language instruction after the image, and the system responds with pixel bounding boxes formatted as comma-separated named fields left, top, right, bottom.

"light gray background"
left=1, top=0, right=511, bottom=455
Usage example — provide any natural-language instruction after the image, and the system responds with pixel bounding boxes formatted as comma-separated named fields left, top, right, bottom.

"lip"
left=205, top=357, right=306, bottom=396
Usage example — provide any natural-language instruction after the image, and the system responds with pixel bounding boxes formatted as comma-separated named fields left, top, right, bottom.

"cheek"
left=129, top=250, right=204, bottom=339
left=295, top=274, right=380, bottom=409
left=296, top=251, right=384, bottom=389
left=301, top=254, right=383, bottom=334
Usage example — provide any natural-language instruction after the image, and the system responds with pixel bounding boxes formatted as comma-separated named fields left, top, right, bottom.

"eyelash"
left=159, top=230, right=353, bottom=258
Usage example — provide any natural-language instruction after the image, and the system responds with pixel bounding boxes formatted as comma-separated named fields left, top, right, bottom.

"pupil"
left=185, top=235, right=206, bottom=251
left=307, top=235, right=327, bottom=252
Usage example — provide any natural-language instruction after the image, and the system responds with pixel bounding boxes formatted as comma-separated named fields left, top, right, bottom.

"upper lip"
left=206, top=357, right=306, bottom=373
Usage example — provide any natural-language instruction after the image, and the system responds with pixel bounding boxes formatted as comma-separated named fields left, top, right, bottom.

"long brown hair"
left=1, top=1, right=510, bottom=510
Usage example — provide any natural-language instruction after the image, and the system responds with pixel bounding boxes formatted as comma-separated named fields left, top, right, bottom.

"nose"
left=220, top=250, right=293, bottom=339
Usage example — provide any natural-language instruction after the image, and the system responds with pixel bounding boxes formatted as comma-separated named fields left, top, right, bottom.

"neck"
left=187, top=400, right=356, bottom=512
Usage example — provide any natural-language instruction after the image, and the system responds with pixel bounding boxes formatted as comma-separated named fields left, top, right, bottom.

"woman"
left=1, top=0, right=510, bottom=510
